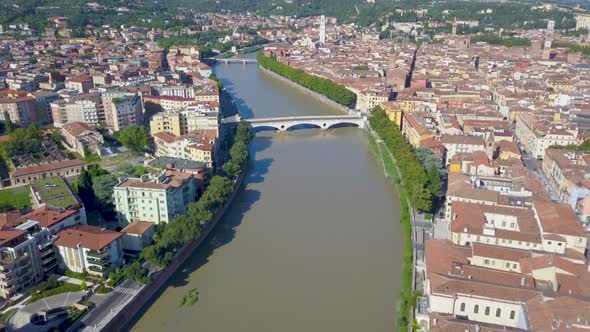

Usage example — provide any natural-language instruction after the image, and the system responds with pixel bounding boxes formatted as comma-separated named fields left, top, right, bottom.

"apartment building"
left=50, top=93, right=102, bottom=127
left=113, top=171, right=198, bottom=225
left=101, top=91, right=143, bottom=131
left=0, top=222, right=56, bottom=300
left=441, top=134, right=486, bottom=165
left=64, top=75, right=93, bottom=94
left=120, top=221, right=155, bottom=253
left=379, top=101, right=403, bottom=128
left=542, top=148, right=590, bottom=224
left=515, top=112, right=578, bottom=159
left=150, top=111, right=182, bottom=136
left=575, top=13, right=590, bottom=30
left=0, top=91, right=38, bottom=127
left=153, top=130, right=216, bottom=167
left=54, top=225, right=123, bottom=276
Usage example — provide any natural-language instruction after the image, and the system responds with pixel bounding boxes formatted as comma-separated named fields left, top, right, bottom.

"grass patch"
left=32, top=177, right=78, bottom=209
left=1, top=309, right=15, bottom=322
left=95, top=284, right=112, bottom=294
left=369, top=130, right=414, bottom=331
left=0, top=186, right=31, bottom=210
left=178, top=288, right=199, bottom=307
left=28, top=281, right=82, bottom=304
left=98, top=151, right=137, bottom=168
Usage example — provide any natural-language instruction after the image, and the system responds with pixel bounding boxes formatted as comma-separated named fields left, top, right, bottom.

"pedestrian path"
left=113, top=286, right=137, bottom=295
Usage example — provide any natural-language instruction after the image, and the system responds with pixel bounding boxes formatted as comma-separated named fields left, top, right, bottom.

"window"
left=474, top=305, right=479, bottom=314
left=505, top=262, right=510, bottom=268
left=460, top=303, right=465, bottom=312
left=510, top=310, right=515, bottom=319
left=513, top=263, right=517, bottom=269
left=484, top=259, right=490, bottom=265
left=496, top=308, right=501, bottom=317
left=485, top=306, right=490, bottom=315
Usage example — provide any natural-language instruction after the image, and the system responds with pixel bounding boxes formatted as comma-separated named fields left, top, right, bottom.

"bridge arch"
left=326, top=122, right=362, bottom=130
left=284, top=123, right=323, bottom=131
left=251, top=125, right=281, bottom=132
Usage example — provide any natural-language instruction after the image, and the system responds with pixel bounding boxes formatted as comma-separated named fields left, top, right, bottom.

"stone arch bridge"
left=222, top=115, right=366, bottom=132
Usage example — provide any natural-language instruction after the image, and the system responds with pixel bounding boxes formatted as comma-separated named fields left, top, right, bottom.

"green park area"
left=0, top=186, right=31, bottom=210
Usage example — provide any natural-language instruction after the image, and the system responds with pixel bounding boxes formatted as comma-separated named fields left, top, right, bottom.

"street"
left=79, top=280, right=141, bottom=331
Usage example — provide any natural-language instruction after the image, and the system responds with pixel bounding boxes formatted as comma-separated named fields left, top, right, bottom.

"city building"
left=10, top=160, right=85, bottom=186
left=113, top=170, right=198, bottom=225
left=120, top=221, right=155, bottom=253
left=0, top=90, right=39, bottom=127
left=101, top=91, right=144, bottom=131
left=54, top=225, right=123, bottom=276
left=60, top=122, right=104, bottom=157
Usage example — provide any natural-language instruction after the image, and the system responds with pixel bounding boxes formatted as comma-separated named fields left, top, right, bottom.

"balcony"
left=86, top=249, right=109, bottom=259
left=87, top=256, right=109, bottom=265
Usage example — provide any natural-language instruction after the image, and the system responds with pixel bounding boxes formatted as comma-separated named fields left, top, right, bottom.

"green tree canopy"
left=115, top=126, right=149, bottom=154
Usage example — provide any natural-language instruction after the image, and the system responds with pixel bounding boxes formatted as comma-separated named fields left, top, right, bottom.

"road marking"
left=113, top=286, right=136, bottom=295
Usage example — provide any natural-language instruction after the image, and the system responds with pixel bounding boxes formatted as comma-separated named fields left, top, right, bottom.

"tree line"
left=257, top=53, right=356, bottom=108
left=370, top=107, right=436, bottom=212
left=141, top=121, right=251, bottom=267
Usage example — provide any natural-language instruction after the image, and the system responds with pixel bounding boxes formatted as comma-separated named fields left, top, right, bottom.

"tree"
left=50, top=130, right=63, bottom=146
left=77, top=168, right=96, bottom=209
left=115, top=126, right=148, bottom=154
left=236, top=121, right=252, bottom=144
left=92, top=174, right=118, bottom=204
left=124, top=261, right=150, bottom=284
left=3, top=112, right=13, bottom=134
left=427, top=166, right=442, bottom=198
left=229, top=141, right=249, bottom=167
left=222, top=160, right=241, bottom=178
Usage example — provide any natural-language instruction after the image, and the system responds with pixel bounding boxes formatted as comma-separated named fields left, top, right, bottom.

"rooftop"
left=32, top=176, right=80, bottom=209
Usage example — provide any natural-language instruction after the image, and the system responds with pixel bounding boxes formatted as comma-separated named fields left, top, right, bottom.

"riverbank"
left=367, top=128, right=417, bottom=331
left=257, top=66, right=353, bottom=115
left=101, top=170, right=247, bottom=332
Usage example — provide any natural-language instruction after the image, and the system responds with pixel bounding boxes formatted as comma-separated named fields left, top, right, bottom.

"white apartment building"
left=181, top=105, right=219, bottom=135
left=113, top=171, right=198, bottom=225
left=441, top=134, right=486, bottom=165
left=575, top=13, right=590, bottom=30
left=51, top=99, right=100, bottom=127
left=515, top=112, right=577, bottom=160
left=153, top=131, right=216, bottom=167
left=54, top=225, right=123, bottom=276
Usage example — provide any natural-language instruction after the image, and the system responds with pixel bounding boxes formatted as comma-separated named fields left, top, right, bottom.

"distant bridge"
left=209, top=58, right=258, bottom=64
left=222, top=115, right=366, bottom=132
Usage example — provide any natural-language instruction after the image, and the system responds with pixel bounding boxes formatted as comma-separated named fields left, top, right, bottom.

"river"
left=129, top=56, right=404, bottom=332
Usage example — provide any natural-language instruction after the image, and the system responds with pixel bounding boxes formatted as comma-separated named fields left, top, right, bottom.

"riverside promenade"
left=77, top=171, right=247, bottom=332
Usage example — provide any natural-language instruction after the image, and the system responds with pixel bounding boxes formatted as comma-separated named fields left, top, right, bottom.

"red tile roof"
left=54, top=225, right=122, bottom=251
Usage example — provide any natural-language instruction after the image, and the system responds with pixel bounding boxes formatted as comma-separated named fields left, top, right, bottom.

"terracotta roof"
left=0, top=229, right=26, bottom=247
left=533, top=199, right=586, bottom=237
left=441, top=134, right=485, bottom=146
left=472, top=243, right=530, bottom=262
left=121, top=221, right=154, bottom=235
left=19, top=206, right=78, bottom=229
left=431, top=313, right=527, bottom=332
left=526, top=296, right=590, bottom=331
left=10, top=159, right=85, bottom=178
left=432, top=274, right=540, bottom=302
left=519, top=254, right=580, bottom=276
left=450, top=201, right=542, bottom=243
left=54, top=225, right=122, bottom=251
left=0, top=211, right=23, bottom=229
left=62, top=122, right=95, bottom=136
